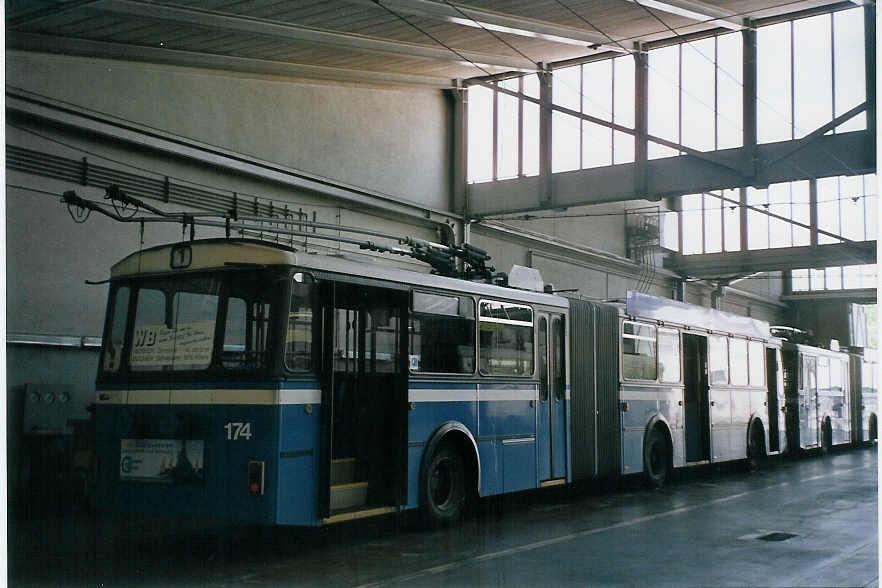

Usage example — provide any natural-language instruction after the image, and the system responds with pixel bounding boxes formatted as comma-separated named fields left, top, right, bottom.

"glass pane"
left=648, top=45, right=680, bottom=158
left=582, top=59, right=612, bottom=121
left=582, top=120, right=612, bottom=168
left=497, top=90, right=519, bottom=179
left=658, top=329, right=681, bottom=383
left=538, top=318, right=548, bottom=401
left=103, top=286, right=130, bottom=373
left=662, top=208, right=679, bottom=251
left=130, top=281, right=220, bottom=372
left=523, top=74, right=540, bottom=99
left=843, top=265, right=862, bottom=289
left=729, top=338, right=748, bottom=385
left=817, top=176, right=841, bottom=244
left=223, top=275, right=274, bottom=370
left=553, top=65, right=581, bottom=110
left=757, top=22, right=793, bottom=143
left=810, top=268, right=826, bottom=290
left=792, top=268, right=809, bottom=291
left=479, top=322, right=533, bottom=376
left=708, top=335, right=729, bottom=385
left=622, top=322, right=657, bottom=380
left=704, top=193, right=722, bottom=254
left=749, top=341, right=765, bottom=387
left=682, top=193, right=703, bottom=254
left=826, top=267, right=842, bottom=290
left=285, top=280, right=316, bottom=371
left=792, top=180, right=811, bottom=245
left=723, top=189, right=741, bottom=251
left=768, top=182, right=792, bottom=248
left=613, top=130, right=635, bottom=165
left=614, top=55, right=636, bottom=129
left=717, top=32, right=743, bottom=149
left=552, top=112, right=580, bottom=172
left=467, top=85, right=493, bottom=182
left=747, top=187, right=769, bottom=250
left=864, top=174, right=877, bottom=240
left=523, top=101, right=540, bottom=176
left=681, top=38, right=715, bottom=152
left=552, top=318, right=565, bottom=401
left=840, top=175, right=865, bottom=241
left=793, top=14, right=833, bottom=138
left=411, top=295, right=475, bottom=374
left=833, top=8, right=866, bottom=133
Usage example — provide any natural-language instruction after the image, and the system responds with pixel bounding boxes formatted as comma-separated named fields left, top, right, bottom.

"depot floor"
left=10, top=446, right=879, bottom=587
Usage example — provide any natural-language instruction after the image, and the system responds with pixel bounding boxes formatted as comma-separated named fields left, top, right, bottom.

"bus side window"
left=552, top=317, right=565, bottom=401
left=478, top=301, right=534, bottom=376
left=729, top=338, right=748, bottom=386
left=708, top=335, right=729, bottom=385
left=410, top=293, right=475, bottom=374
left=103, top=286, right=130, bottom=373
left=748, top=341, right=765, bottom=387
left=622, top=321, right=657, bottom=381
left=658, top=328, right=680, bottom=383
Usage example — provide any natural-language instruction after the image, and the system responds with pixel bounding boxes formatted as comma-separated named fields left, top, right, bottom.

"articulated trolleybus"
left=95, top=238, right=786, bottom=526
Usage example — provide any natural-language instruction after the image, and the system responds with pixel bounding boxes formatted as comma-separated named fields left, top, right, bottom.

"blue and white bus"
left=94, top=238, right=784, bottom=526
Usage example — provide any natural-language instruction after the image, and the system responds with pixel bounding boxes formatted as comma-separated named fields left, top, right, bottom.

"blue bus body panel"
left=276, top=381, right=322, bottom=526
left=95, top=400, right=280, bottom=524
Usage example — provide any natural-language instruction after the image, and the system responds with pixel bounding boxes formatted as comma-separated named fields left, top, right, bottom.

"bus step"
left=331, top=457, right=356, bottom=485
left=330, top=481, right=368, bottom=512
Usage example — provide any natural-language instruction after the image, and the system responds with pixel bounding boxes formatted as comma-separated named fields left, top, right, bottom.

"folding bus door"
left=537, top=313, right=567, bottom=483
left=320, top=282, right=408, bottom=519
left=800, top=355, right=819, bottom=448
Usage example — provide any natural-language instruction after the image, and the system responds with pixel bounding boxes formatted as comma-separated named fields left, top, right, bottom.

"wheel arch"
left=643, top=414, right=674, bottom=463
left=420, top=421, right=481, bottom=503
left=747, top=416, right=767, bottom=456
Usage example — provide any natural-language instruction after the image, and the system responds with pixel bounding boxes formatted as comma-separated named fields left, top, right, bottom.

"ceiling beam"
left=349, top=0, right=634, bottom=53
left=87, top=0, right=538, bottom=71
left=623, top=0, right=744, bottom=31
left=7, top=34, right=458, bottom=87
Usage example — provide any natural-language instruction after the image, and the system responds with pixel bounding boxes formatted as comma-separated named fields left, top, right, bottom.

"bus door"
left=321, top=282, right=408, bottom=518
left=537, top=313, right=567, bottom=482
left=766, top=347, right=781, bottom=452
left=800, top=355, right=818, bottom=447
left=683, top=334, right=711, bottom=462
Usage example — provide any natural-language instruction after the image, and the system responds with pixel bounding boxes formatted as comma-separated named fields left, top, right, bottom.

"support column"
left=538, top=66, right=553, bottom=208
left=864, top=4, right=875, bottom=137
left=449, top=85, right=469, bottom=218
left=635, top=47, right=649, bottom=197
left=809, top=178, right=819, bottom=247
left=742, top=26, right=758, bottom=180
left=739, top=187, right=748, bottom=252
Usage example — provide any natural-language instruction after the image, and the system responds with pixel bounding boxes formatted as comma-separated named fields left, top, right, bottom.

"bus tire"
left=422, top=444, right=467, bottom=526
left=644, top=426, right=671, bottom=488
left=870, top=414, right=877, bottom=443
left=747, top=421, right=766, bottom=471
left=821, top=418, right=833, bottom=455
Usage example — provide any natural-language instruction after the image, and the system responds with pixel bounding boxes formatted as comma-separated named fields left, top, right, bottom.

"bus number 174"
left=224, top=422, right=252, bottom=440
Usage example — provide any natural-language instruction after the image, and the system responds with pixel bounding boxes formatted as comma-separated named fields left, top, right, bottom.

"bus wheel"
left=870, top=415, right=877, bottom=443
left=821, top=419, right=833, bottom=455
left=747, top=422, right=766, bottom=471
left=644, top=427, right=670, bottom=488
left=423, top=444, right=467, bottom=526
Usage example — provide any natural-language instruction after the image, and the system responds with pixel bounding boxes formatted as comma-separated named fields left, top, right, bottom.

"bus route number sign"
left=224, top=422, right=252, bottom=441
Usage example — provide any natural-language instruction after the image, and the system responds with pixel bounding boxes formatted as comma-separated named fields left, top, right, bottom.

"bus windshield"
left=102, top=270, right=291, bottom=376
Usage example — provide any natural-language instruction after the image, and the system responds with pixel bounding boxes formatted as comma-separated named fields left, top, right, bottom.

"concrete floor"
left=10, top=446, right=878, bottom=587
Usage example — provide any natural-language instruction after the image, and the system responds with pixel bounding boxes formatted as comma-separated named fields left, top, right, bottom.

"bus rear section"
left=94, top=253, right=329, bottom=525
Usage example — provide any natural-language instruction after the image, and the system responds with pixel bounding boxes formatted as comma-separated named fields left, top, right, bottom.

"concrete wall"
left=7, top=51, right=451, bottom=210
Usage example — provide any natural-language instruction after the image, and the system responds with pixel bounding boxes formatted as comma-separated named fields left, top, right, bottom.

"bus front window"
left=129, top=277, right=221, bottom=372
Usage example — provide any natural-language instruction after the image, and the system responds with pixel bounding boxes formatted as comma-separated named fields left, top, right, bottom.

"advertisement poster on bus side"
left=120, top=439, right=204, bottom=483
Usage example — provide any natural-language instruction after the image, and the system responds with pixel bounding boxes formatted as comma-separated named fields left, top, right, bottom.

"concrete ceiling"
left=7, top=0, right=849, bottom=87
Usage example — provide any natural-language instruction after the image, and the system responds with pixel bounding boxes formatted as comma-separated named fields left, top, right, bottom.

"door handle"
left=711, top=401, right=716, bottom=406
